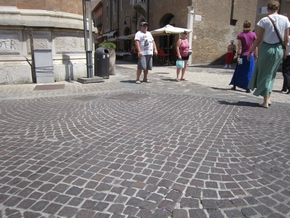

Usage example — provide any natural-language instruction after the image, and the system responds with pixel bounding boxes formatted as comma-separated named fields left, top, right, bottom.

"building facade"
left=96, top=0, right=261, bottom=65
left=89, top=0, right=290, bottom=66
left=2, top=0, right=289, bottom=84
left=0, top=0, right=98, bottom=84
left=256, top=0, right=290, bottom=25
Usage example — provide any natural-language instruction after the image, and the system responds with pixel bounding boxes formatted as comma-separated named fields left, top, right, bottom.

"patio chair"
left=157, top=49, right=170, bottom=64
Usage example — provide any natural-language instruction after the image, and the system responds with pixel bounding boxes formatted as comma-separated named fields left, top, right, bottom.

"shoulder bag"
left=268, top=15, right=286, bottom=57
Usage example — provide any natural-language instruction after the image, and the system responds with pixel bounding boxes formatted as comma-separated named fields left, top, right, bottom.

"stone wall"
left=0, top=0, right=83, bottom=15
left=0, top=6, right=96, bottom=84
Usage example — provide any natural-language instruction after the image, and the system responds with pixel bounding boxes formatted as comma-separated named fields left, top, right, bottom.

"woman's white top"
left=257, top=14, right=290, bottom=44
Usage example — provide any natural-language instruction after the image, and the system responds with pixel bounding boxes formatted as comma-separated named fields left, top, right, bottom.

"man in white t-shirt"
left=134, top=22, right=158, bottom=84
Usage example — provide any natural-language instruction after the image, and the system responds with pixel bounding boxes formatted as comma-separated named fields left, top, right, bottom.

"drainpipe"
left=147, top=0, right=149, bottom=23
left=187, top=6, right=194, bottom=65
left=88, top=0, right=93, bottom=51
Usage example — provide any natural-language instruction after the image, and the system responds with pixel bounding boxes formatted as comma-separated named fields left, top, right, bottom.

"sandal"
left=181, top=78, right=188, bottom=81
left=175, top=78, right=180, bottom=82
left=259, top=103, right=268, bottom=108
left=136, top=80, right=141, bottom=84
left=143, top=79, right=151, bottom=83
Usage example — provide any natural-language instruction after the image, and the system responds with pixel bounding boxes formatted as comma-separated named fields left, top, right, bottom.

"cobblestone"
left=0, top=61, right=290, bottom=217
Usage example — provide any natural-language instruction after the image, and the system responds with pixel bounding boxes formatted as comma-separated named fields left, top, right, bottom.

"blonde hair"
left=243, top=20, right=252, bottom=33
left=267, top=0, right=279, bottom=11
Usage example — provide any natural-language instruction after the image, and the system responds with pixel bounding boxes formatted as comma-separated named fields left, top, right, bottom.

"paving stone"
left=126, top=197, right=142, bottom=207
left=57, top=206, right=79, bottom=217
left=158, top=199, right=176, bottom=211
left=188, top=209, right=207, bottom=218
left=123, top=205, right=139, bottom=216
left=94, top=213, right=110, bottom=218
left=3, top=196, right=23, bottom=207
left=207, top=210, right=225, bottom=218
left=23, top=211, right=43, bottom=218
left=66, top=186, right=83, bottom=196
left=185, top=187, right=201, bottom=198
left=0, top=63, right=290, bottom=217
left=30, top=200, right=50, bottom=211
left=139, top=200, right=157, bottom=211
left=201, top=199, right=219, bottom=209
left=93, top=202, right=109, bottom=211
left=151, top=209, right=171, bottom=218
left=180, top=198, right=199, bottom=208
left=67, top=197, right=84, bottom=206
left=107, top=204, right=124, bottom=214
left=241, top=207, right=258, bottom=217
left=254, top=205, right=275, bottom=216
left=43, top=203, right=62, bottom=214
left=224, top=209, right=245, bottom=218
left=75, top=209, right=96, bottom=218
left=17, top=199, right=36, bottom=209
left=172, top=209, right=188, bottom=218
left=54, top=194, right=71, bottom=204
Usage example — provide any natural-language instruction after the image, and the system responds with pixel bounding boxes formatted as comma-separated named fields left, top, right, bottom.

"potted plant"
left=98, top=42, right=116, bottom=75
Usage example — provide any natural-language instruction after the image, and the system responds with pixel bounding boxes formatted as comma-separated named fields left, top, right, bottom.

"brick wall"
left=0, top=0, right=83, bottom=15
left=149, top=0, right=258, bottom=65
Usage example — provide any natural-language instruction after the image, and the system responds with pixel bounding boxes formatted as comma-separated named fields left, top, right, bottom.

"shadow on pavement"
left=160, top=78, right=177, bottom=82
left=119, top=80, right=136, bottom=83
left=211, top=87, right=249, bottom=93
left=218, top=100, right=260, bottom=108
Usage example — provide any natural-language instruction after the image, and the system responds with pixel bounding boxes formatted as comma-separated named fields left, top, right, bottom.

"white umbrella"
left=150, top=24, right=192, bottom=36
left=150, top=25, right=192, bottom=60
left=107, top=37, right=118, bottom=42
left=117, top=34, right=135, bottom=40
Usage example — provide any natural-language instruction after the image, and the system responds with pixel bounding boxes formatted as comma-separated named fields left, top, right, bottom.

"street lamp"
left=82, top=0, right=93, bottom=78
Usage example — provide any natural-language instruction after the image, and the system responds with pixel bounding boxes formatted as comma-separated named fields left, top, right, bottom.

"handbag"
left=268, top=16, right=286, bottom=56
left=176, top=60, right=184, bottom=68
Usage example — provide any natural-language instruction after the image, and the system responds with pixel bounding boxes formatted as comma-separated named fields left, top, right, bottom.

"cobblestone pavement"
left=0, top=61, right=290, bottom=218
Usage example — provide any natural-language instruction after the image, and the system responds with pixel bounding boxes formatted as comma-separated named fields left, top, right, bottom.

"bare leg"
left=136, top=69, right=142, bottom=81
left=181, top=60, right=188, bottom=81
left=260, top=92, right=271, bottom=108
left=268, top=92, right=272, bottom=105
left=143, top=70, right=149, bottom=81
left=176, top=68, right=181, bottom=81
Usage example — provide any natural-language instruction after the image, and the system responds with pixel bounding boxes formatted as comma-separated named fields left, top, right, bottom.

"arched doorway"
left=124, top=27, right=131, bottom=51
left=157, top=13, right=176, bottom=64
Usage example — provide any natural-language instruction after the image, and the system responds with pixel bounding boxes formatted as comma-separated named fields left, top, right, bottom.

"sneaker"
left=136, top=80, right=141, bottom=84
left=223, top=65, right=228, bottom=69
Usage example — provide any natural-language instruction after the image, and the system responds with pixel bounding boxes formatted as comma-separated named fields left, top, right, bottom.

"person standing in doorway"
left=134, top=21, right=158, bottom=84
left=247, top=0, right=290, bottom=108
left=223, top=40, right=236, bottom=69
left=176, top=31, right=190, bottom=82
left=229, top=20, right=257, bottom=93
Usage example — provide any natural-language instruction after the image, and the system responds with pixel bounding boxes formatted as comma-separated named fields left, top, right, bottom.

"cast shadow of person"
left=218, top=100, right=260, bottom=108
left=62, top=53, right=74, bottom=82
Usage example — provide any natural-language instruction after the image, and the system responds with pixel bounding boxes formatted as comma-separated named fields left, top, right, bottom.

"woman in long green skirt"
left=248, top=42, right=283, bottom=100
left=247, top=0, right=290, bottom=108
